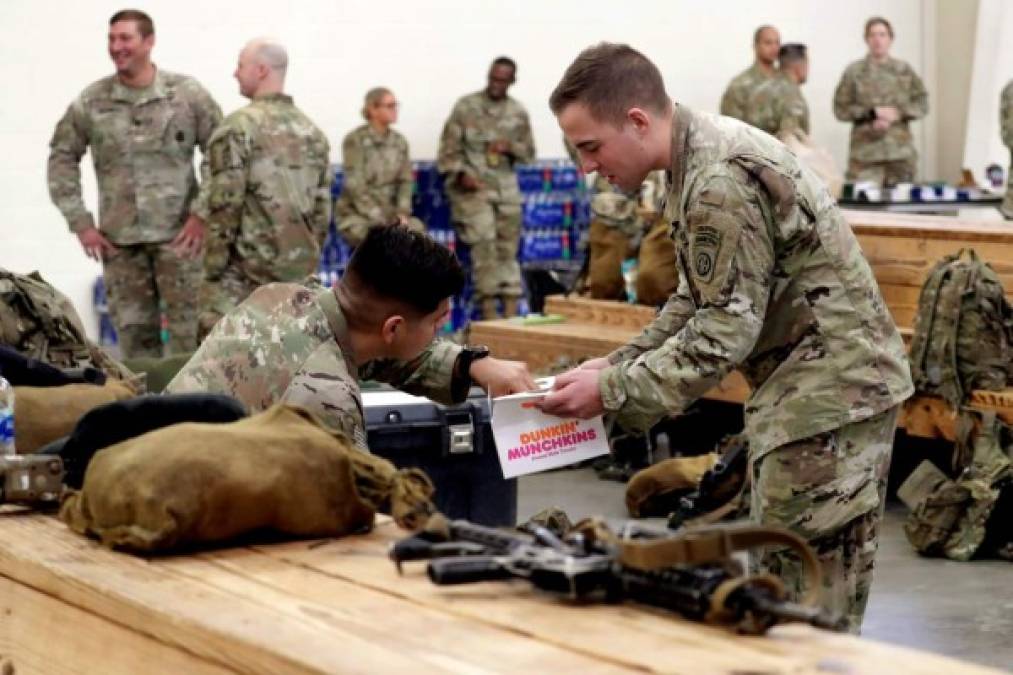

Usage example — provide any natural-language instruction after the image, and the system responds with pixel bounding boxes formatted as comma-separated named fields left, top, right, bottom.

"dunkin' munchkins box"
left=490, top=378, right=610, bottom=479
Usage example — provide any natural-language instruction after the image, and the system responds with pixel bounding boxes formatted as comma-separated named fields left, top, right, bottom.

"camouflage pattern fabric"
left=103, top=242, right=202, bottom=356
left=1001, top=80, right=1013, bottom=220
left=166, top=281, right=463, bottom=449
left=47, top=68, right=221, bottom=358
left=719, top=64, right=776, bottom=124
left=833, top=56, right=928, bottom=180
left=601, top=105, right=912, bottom=458
left=845, top=158, right=914, bottom=187
left=739, top=73, right=810, bottom=138
left=196, top=265, right=260, bottom=340
left=335, top=124, right=425, bottom=246
left=751, top=406, right=899, bottom=634
left=47, top=68, right=221, bottom=243
left=201, top=93, right=332, bottom=323
left=437, top=91, right=535, bottom=301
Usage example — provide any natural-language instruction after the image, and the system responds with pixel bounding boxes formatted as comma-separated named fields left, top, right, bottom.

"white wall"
left=0, top=0, right=931, bottom=337
left=963, top=0, right=1013, bottom=186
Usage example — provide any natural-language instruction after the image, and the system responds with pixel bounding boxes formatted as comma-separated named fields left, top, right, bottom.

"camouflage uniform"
left=335, top=124, right=425, bottom=246
left=47, top=69, right=221, bottom=357
left=719, top=64, right=776, bottom=124
left=167, top=281, right=465, bottom=449
left=199, top=93, right=332, bottom=338
left=739, top=72, right=810, bottom=139
left=599, top=106, right=914, bottom=632
left=437, top=91, right=536, bottom=306
left=833, top=56, right=929, bottom=186
left=1001, top=80, right=1013, bottom=220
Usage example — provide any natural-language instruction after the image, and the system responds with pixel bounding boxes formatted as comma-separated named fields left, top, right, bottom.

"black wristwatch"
left=453, top=345, right=491, bottom=399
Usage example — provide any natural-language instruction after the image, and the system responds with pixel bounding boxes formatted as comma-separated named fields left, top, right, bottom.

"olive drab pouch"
left=625, top=453, right=718, bottom=518
left=901, top=411, right=1013, bottom=560
left=59, top=404, right=436, bottom=553
left=0, top=268, right=141, bottom=388
left=908, top=250, right=1013, bottom=407
left=13, top=380, right=137, bottom=454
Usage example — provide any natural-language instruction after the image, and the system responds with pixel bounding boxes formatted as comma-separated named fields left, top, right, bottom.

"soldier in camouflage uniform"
left=740, top=43, right=810, bottom=140
left=719, top=25, right=780, bottom=125
left=438, top=57, right=536, bottom=319
left=198, top=39, right=332, bottom=339
left=1001, top=80, right=1013, bottom=220
left=833, top=17, right=929, bottom=186
left=335, top=88, right=425, bottom=246
left=543, top=44, right=913, bottom=633
left=167, top=226, right=534, bottom=447
left=47, top=10, right=221, bottom=358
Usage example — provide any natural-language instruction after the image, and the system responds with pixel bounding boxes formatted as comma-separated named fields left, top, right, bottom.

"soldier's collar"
left=253, top=92, right=294, bottom=104
left=111, top=65, right=168, bottom=104
left=667, top=103, right=691, bottom=211
left=318, top=286, right=358, bottom=372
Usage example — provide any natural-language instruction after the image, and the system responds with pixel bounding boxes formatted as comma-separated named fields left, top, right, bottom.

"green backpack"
left=908, top=249, right=1013, bottom=407
left=0, top=268, right=138, bottom=384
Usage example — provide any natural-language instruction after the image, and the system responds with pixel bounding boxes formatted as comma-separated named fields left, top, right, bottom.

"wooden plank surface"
left=0, top=513, right=1002, bottom=675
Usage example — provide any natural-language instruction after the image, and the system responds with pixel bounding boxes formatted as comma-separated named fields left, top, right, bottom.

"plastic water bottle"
left=0, top=375, right=15, bottom=456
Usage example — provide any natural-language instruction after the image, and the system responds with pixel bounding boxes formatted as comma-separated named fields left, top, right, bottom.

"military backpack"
left=908, top=249, right=1013, bottom=407
left=0, top=268, right=137, bottom=384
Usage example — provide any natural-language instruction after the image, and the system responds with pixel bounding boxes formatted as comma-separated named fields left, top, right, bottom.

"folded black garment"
left=0, top=344, right=106, bottom=387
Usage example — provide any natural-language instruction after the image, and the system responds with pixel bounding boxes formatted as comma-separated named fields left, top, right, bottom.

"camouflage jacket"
left=204, top=94, right=332, bottom=286
left=601, top=105, right=913, bottom=458
left=833, top=56, right=929, bottom=163
left=336, top=124, right=413, bottom=225
left=165, top=281, right=464, bottom=449
left=740, top=73, right=810, bottom=138
left=47, top=68, right=221, bottom=245
left=437, top=91, right=535, bottom=202
left=719, top=64, right=776, bottom=123
left=1002, top=80, right=1013, bottom=219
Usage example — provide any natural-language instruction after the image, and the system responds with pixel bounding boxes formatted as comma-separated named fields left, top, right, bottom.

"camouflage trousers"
left=1002, top=181, right=1013, bottom=221
left=846, top=158, right=915, bottom=187
left=103, top=241, right=201, bottom=358
left=750, top=405, right=900, bottom=634
left=449, top=192, right=522, bottom=301
left=197, top=267, right=261, bottom=341
left=337, top=214, right=426, bottom=247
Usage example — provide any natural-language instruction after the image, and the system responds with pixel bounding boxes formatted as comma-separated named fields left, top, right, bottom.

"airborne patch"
left=692, top=225, right=722, bottom=283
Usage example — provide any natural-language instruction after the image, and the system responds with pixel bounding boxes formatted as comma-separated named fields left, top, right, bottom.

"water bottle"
left=0, top=375, right=15, bottom=456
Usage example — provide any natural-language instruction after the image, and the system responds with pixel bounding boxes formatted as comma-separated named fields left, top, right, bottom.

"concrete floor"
left=517, top=467, right=1013, bottom=671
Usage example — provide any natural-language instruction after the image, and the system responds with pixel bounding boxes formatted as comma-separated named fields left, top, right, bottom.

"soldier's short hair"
left=778, top=43, right=808, bottom=66
left=864, top=16, right=894, bottom=38
left=109, top=9, right=154, bottom=38
left=361, top=87, right=394, bottom=121
left=491, top=56, right=517, bottom=76
left=753, top=25, right=778, bottom=44
left=344, top=226, right=464, bottom=318
left=549, top=43, right=669, bottom=126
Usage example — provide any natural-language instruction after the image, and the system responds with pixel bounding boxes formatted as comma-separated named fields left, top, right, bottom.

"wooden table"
left=0, top=512, right=1001, bottom=674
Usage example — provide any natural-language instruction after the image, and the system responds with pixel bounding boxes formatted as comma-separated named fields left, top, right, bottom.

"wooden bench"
left=0, top=512, right=1001, bottom=674
left=472, top=211, right=1013, bottom=440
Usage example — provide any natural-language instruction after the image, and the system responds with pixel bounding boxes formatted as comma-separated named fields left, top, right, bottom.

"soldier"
left=438, top=57, right=536, bottom=320
left=1001, top=80, right=1013, bottom=220
left=47, top=9, right=221, bottom=358
left=540, top=43, right=913, bottom=633
left=335, top=88, right=425, bottom=246
left=833, top=17, right=929, bottom=186
left=197, top=38, right=332, bottom=339
left=719, top=25, right=781, bottom=124
left=741, top=43, right=810, bottom=140
left=167, top=226, right=534, bottom=448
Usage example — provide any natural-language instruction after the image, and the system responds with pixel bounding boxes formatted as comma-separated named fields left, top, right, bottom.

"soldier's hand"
left=456, top=172, right=482, bottom=192
left=396, top=213, right=410, bottom=227
left=872, top=118, right=891, bottom=133
left=171, top=214, right=206, bottom=258
left=579, top=357, right=611, bottom=371
left=874, top=106, right=900, bottom=124
left=469, top=357, right=537, bottom=397
left=537, top=367, right=605, bottom=419
left=488, top=139, right=512, bottom=154
left=76, top=227, right=117, bottom=261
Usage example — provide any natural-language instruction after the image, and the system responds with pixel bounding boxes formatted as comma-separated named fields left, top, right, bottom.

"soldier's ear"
left=380, top=315, right=404, bottom=345
left=627, top=108, right=651, bottom=134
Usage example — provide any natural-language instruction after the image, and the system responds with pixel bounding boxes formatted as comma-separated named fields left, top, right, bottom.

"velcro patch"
left=692, top=225, right=722, bottom=282
left=687, top=211, right=742, bottom=304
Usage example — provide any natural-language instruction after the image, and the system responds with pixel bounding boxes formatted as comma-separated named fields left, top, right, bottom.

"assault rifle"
left=390, top=516, right=843, bottom=635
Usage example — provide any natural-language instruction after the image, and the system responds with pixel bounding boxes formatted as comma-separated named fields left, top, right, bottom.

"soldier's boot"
left=502, top=296, right=520, bottom=318
left=480, top=298, right=500, bottom=320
